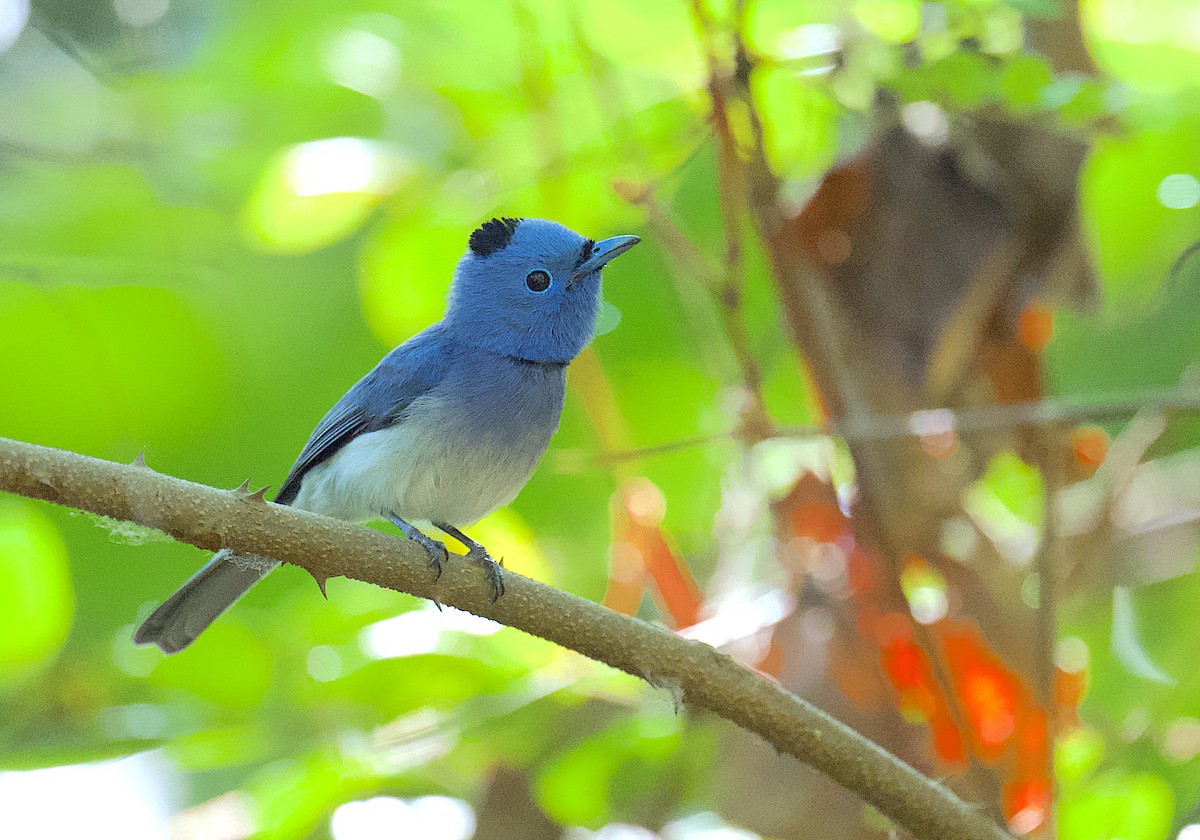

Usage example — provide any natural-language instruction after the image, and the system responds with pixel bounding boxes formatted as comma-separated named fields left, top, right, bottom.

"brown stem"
left=1032, top=426, right=1064, bottom=835
left=0, top=435, right=1011, bottom=840
left=592, top=386, right=1200, bottom=464
left=686, top=0, right=768, bottom=414
left=722, top=4, right=1002, bottom=810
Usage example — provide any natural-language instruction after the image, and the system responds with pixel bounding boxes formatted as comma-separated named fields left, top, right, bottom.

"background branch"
left=588, top=384, right=1200, bottom=465
left=0, top=435, right=1010, bottom=840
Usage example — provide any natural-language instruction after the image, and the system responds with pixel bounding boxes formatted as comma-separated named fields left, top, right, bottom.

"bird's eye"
left=525, top=270, right=551, bottom=292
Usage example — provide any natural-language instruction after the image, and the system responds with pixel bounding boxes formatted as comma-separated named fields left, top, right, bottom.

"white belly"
left=289, top=395, right=548, bottom=525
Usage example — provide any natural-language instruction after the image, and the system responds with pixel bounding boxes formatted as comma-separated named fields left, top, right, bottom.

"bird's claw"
left=385, top=512, right=449, bottom=583
left=425, top=541, right=449, bottom=580
left=466, top=546, right=505, bottom=602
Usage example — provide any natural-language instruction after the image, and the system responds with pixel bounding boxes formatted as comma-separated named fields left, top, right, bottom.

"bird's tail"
left=133, top=550, right=279, bottom=654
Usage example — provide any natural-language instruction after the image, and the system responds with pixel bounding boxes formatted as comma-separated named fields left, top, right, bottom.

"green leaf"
left=1056, top=727, right=1105, bottom=787
left=359, top=219, right=463, bottom=346
left=1059, top=772, right=1173, bottom=840
left=241, top=138, right=413, bottom=254
left=978, top=452, right=1044, bottom=525
left=853, top=0, right=922, bottom=43
left=752, top=69, right=839, bottom=180
left=149, top=620, right=275, bottom=708
left=1111, top=586, right=1175, bottom=685
left=535, top=711, right=682, bottom=827
left=0, top=736, right=165, bottom=771
left=166, top=724, right=275, bottom=772
left=248, top=751, right=375, bottom=840
left=1083, top=0, right=1200, bottom=93
left=1003, top=0, right=1063, bottom=19
left=1001, top=56, right=1055, bottom=111
left=1081, top=113, right=1200, bottom=306
left=915, top=52, right=1005, bottom=108
left=0, top=281, right=224, bottom=453
left=0, top=500, right=74, bottom=682
left=321, top=655, right=514, bottom=720
left=536, top=735, right=623, bottom=826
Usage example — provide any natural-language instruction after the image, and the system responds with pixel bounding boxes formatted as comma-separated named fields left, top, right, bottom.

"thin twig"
left=722, top=3, right=998, bottom=805
left=1032, top=425, right=1063, bottom=836
left=0, top=436, right=1012, bottom=840
left=617, top=185, right=759, bottom=393
left=683, top=0, right=768, bottom=414
left=593, top=386, right=1200, bottom=465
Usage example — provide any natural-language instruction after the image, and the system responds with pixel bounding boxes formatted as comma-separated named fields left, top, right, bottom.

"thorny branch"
left=0, top=435, right=1011, bottom=840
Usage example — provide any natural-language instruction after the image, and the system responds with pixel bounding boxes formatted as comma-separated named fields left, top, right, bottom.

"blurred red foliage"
left=770, top=469, right=1083, bottom=834
left=605, top=478, right=702, bottom=629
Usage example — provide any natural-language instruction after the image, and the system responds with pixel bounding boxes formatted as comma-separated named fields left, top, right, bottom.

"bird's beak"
left=571, top=234, right=640, bottom=283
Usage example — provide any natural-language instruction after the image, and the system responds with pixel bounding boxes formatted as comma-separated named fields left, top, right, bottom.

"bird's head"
left=445, top=217, right=639, bottom=364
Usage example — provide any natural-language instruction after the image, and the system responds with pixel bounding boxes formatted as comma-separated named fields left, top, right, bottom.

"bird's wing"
left=274, top=327, right=450, bottom=506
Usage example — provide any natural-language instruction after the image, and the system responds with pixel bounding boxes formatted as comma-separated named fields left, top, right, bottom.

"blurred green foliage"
left=1, top=0, right=1199, bottom=837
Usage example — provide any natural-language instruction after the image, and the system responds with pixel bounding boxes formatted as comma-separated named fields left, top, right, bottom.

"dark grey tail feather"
left=133, top=550, right=279, bottom=654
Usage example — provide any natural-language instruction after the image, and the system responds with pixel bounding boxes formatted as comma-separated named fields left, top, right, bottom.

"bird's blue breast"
left=290, top=341, right=566, bottom=525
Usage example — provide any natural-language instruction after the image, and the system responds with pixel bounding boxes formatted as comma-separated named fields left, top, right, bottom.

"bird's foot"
left=386, top=512, right=449, bottom=581
left=433, top=521, right=507, bottom=601
left=465, top=545, right=505, bottom=602
left=420, top=537, right=450, bottom=581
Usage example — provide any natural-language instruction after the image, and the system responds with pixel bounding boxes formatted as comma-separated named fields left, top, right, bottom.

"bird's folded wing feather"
left=274, top=327, right=450, bottom=506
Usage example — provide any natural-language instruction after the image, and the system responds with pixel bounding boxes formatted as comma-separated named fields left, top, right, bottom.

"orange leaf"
left=757, top=632, right=785, bottom=678
left=1071, top=425, right=1109, bottom=475
left=1055, top=666, right=1087, bottom=729
left=610, top=479, right=702, bottom=629
left=602, top=539, right=645, bottom=617
left=1017, top=305, right=1055, bottom=353
left=643, top=529, right=702, bottom=628
left=940, top=624, right=1021, bottom=763
left=1003, top=775, right=1051, bottom=836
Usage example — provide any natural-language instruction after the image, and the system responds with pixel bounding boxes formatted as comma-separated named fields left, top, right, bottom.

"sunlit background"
left=1, top=0, right=1200, bottom=837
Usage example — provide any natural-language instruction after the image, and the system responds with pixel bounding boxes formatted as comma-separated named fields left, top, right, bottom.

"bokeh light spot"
left=775, top=24, right=841, bottom=63
left=324, top=27, right=402, bottom=98
left=1163, top=717, right=1200, bottom=762
left=362, top=603, right=501, bottom=660
left=1157, top=173, right=1200, bottom=209
left=285, top=138, right=386, bottom=197
left=900, top=556, right=949, bottom=625
left=112, top=0, right=168, bottom=27
left=1056, top=636, right=1090, bottom=673
left=242, top=138, right=411, bottom=253
left=306, top=645, right=343, bottom=682
left=901, top=101, right=950, bottom=146
left=332, top=797, right=410, bottom=840
left=622, top=478, right=667, bottom=526
left=0, top=0, right=28, bottom=52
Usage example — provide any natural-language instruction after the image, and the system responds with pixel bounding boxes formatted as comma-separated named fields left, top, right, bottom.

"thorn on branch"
left=130, top=449, right=150, bottom=469
left=231, top=479, right=271, bottom=502
left=311, top=573, right=328, bottom=599
left=0, top=435, right=1017, bottom=840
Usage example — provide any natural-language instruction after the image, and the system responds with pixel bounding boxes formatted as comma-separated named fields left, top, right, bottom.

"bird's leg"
left=434, top=522, right=505, bottom=601
left=385, top=513, right=448, bottom=581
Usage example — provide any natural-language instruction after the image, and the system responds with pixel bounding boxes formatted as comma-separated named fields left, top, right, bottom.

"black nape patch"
left=469, top=217, right=523, bottom=257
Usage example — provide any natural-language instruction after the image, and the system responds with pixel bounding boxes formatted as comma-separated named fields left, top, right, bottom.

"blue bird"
left=134, top=217, right=639, bottom=653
